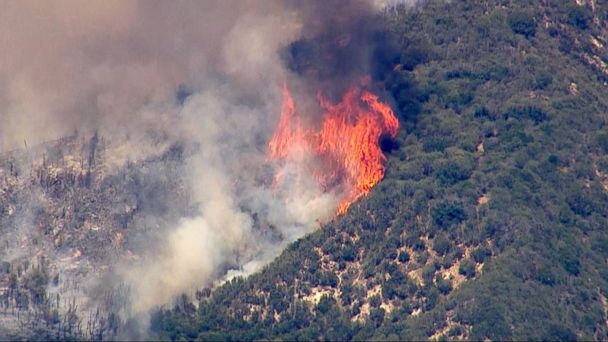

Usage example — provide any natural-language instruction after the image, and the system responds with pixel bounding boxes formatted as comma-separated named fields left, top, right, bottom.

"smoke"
left=0, top=0, right=403, bottom=335
left=118, top=83, right=338, bottom=314
left=0, top=1, right=294, bottom=152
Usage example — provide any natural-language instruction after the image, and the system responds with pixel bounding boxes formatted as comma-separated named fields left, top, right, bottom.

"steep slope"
left=0, top=135, right=192, bottom=340
left=153, top=1, right=608, bottom=340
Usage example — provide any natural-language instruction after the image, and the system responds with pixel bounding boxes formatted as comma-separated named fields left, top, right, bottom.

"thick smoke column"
left=0, top=0, right=402, bottom=333
left=117, top=1, right=400, bottom=316
left=0, top=1, right=293, bottom=153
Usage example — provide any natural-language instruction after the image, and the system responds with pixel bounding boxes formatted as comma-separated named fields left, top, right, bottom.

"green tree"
left=432, top=202, right=466, bottom=228
left=459, top=258, right=476, bottom=278
left=508, top=11, right=536, bottom=38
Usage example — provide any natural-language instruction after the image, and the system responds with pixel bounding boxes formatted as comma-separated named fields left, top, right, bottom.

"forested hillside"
left=153, top=1, right=608, bottom=340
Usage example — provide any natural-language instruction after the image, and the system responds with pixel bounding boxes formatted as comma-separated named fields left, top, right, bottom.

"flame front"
left=268, top=82, right=399, bottom=215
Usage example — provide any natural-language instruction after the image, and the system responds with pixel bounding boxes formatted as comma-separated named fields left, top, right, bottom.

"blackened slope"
left=0, top=135, right=193, bottom=341
left=152, top=1, right=608, bottom=340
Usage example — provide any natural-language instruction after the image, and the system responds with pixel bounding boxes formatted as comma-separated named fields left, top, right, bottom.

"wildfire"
left=268, top=81, right=398, bottom=214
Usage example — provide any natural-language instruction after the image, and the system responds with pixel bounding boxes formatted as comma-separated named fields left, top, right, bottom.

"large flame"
left=268, top=81, right=398, bottom=214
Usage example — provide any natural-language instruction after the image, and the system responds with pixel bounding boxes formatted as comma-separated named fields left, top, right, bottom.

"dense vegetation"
left=153, top=1, right=608, bottom=340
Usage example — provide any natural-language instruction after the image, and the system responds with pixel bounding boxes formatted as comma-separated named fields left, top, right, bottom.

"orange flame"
left=268, top=81, right=398, bottom=215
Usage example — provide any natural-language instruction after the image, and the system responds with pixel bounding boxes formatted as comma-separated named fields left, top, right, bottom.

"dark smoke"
left=283, top=0, right=402, bottom=100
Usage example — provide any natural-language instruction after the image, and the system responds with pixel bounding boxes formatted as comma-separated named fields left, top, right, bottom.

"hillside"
left=151, top=1, right=608, bottom=340
left=0, top=135, right=192, bottom=340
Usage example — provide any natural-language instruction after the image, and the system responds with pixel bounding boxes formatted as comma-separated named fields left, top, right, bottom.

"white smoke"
left=120, top=81, right=338, bottom=313
left=0, top=0, right=393, bottom=332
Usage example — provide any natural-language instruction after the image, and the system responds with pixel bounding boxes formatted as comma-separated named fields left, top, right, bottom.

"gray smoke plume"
left=0, top=0, right=406, bottom=337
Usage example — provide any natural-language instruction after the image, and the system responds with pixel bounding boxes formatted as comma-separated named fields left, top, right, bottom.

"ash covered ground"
left=0, top=134, right=196, bottom=339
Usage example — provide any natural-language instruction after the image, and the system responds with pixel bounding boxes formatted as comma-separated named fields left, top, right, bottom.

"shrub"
left=508, top=11, right=536, bottom=38
left=433, top=234, right=451, bottom=255
left=385, top=247, right=398, bottom=260
left=433, top=202, right=466, bottom=228
left=369, top=295, right=382, bottom=308
left=341, top=245, right=357, bottom=262
left=472, top=246, right=491, bottom=263
left=534, top=72, right=553, bottom=90
left=436, top=277, right=453, bottom=295
left=567, top=4, right=592, bottom=30
left=398, top=251, right=410, bottom=263
left=437, top=161, right=473, bottom=185
left=567, top=192, right=595, bottom=217
left=423, top=136, right=450, bottom=152
left=317, top=295, right=336, bottom=314
left=319, top=271, right=338, bottom=287
left=542, top=324, right=577, bottom=341
left=401, top=40, right=434, bottom=71
left=474, top=106, right=496, bottom=120
left=448, top=324, right=464, bottom=337
left=597, top=132, right=608, bottom=153
left=369, top=308, right=385, bottom=327
left=459, top=258, right=476, bottom=278
left=505, top=106, right=549, bottom=124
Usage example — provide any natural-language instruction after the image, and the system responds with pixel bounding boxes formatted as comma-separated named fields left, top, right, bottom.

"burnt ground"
left=0, top=133, right=192, bottom=340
